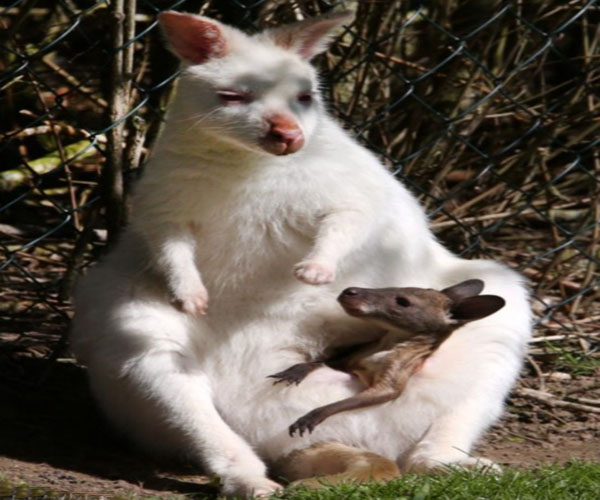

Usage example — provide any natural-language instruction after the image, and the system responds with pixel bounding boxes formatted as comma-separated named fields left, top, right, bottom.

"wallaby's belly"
left=207, top=327, right=437, bottom=461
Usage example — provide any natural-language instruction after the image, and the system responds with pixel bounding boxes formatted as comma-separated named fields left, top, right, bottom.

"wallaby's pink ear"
left=158, top=11, right=228, bottom=64
left=441, top=279, right=485, bottom=302
left=450, top=295, right=506, bottom=322
left=265, top=10, right=354, bottom=60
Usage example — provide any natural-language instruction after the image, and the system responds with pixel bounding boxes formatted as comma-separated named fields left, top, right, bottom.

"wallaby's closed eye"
left=151, top=10, right=354, bottom=316
left=270, top=279, right=505, bottom=436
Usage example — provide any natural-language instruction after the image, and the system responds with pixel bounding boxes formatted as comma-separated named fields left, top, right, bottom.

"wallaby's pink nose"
left=269, top=126, right=303, bottom=148
left=261, top=115, right=305, bottom=155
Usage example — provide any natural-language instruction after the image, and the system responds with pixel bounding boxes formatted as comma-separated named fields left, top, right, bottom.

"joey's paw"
left=221, top=476, right=283, bottom=498
left=294, top=261, right=335, bottom=285
left=268, top=368, right=304, bottom=386
left=289, top=410, right=324, bottom=437
left=268, top=362, right=321, bottom=386
left=170, top=288, right=209, bottom=316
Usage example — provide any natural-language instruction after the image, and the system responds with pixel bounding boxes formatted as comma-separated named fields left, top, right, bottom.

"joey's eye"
left=297, top=92, right=313, bottom=105
left=217, top=89, right=252, bottom=105
left=396, top=296, right=411, bottom=307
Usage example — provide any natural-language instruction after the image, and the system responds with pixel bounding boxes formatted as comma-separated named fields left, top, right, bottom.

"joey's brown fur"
left=270, top=279, right=505, bottom=436
left=274, top=441, right=401, bottom=488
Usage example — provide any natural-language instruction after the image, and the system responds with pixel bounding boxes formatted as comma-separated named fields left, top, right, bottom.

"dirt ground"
left=1, top=349, right=598, bottom=499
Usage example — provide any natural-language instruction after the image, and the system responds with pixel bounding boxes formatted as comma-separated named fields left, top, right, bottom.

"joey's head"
left=158, top=10, right=353, bottom=156
left=338, top=279, right=506, bottom=336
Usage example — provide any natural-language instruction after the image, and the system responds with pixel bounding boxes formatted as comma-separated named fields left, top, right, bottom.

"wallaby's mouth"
left=259, top=134, right=305, bottom=156
left=261, top=114, right=305, bottom=155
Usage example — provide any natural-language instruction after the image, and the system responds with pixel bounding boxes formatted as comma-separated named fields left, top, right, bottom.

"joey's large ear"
left=450, top=295, right=506, bottom=322
left=265, top=10, right=354, bottom=60
left=441, top=279, right=485, bottom=303
left=158, top=11, right=228, bottom=64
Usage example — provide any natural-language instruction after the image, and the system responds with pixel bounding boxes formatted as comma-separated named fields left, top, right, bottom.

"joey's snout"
left=260, top=114, right=305, bottom=155
left=338, top=287, right=372, bottom=316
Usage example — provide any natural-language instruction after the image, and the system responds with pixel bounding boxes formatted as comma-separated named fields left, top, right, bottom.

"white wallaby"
left=70, top=10, right=531, bottom=498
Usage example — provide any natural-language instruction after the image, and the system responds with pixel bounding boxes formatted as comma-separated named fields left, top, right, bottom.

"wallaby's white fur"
left=71, top=11, right=531, bottom=498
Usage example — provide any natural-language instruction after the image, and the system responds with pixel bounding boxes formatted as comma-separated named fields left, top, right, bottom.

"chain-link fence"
left=1, top=0, right=599, bottom=379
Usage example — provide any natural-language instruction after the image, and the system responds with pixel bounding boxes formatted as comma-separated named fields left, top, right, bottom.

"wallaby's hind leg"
left=273, top=442, right=399, bottom=489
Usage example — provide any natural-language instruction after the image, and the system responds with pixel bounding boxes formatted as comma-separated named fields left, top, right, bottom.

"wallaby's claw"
left=268, top=371, right=300, bottom=386
left=221, top=476, right=283, bottom=498
left=169, top=282, right=209, bottom=316
left=289, top=419, right=309, bottom=437
left=268, top=362, right=322, bottom=386
left=289, top=410, right=323, bottom=437
left=171, top=293, right=209, bottom=316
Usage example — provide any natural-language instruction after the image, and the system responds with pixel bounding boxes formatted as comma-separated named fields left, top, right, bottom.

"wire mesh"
left=1, top=0, right=598, bottom=376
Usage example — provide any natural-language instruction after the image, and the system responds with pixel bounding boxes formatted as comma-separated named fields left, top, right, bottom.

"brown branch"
left=103, top=0, right=137, bottom=245
left=517, top=388, right=600, bottom=415
left=41, top=56, right=108, bottom=109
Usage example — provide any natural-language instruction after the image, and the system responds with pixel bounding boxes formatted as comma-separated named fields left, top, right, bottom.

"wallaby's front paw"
left=170, top=287, right=209, bottom=316
left=294, top=261, right=335, bottom=285
left=221, top=476, right=283, bottom=498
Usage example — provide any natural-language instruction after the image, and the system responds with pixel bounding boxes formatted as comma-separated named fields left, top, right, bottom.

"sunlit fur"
left=70, top=12, right=532, bottom=498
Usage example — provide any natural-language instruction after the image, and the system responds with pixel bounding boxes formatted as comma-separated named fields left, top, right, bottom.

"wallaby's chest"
left=180, top=166, right=333, bottom=244
left=349, top=336, right=440, bottom=388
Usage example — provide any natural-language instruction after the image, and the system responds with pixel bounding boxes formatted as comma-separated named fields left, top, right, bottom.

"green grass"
left=2, top=463, right=599, bottom=499
left=270, top=462, right=600, bottom=500
left=550, top=350, right=600, bottom=377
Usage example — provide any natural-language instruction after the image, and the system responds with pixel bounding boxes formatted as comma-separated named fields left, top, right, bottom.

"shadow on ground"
left=0, top=346, right=216, bottom=498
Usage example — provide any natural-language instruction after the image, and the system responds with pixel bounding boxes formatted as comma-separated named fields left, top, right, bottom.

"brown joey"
left=269, top=279, right=505, bottom=436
